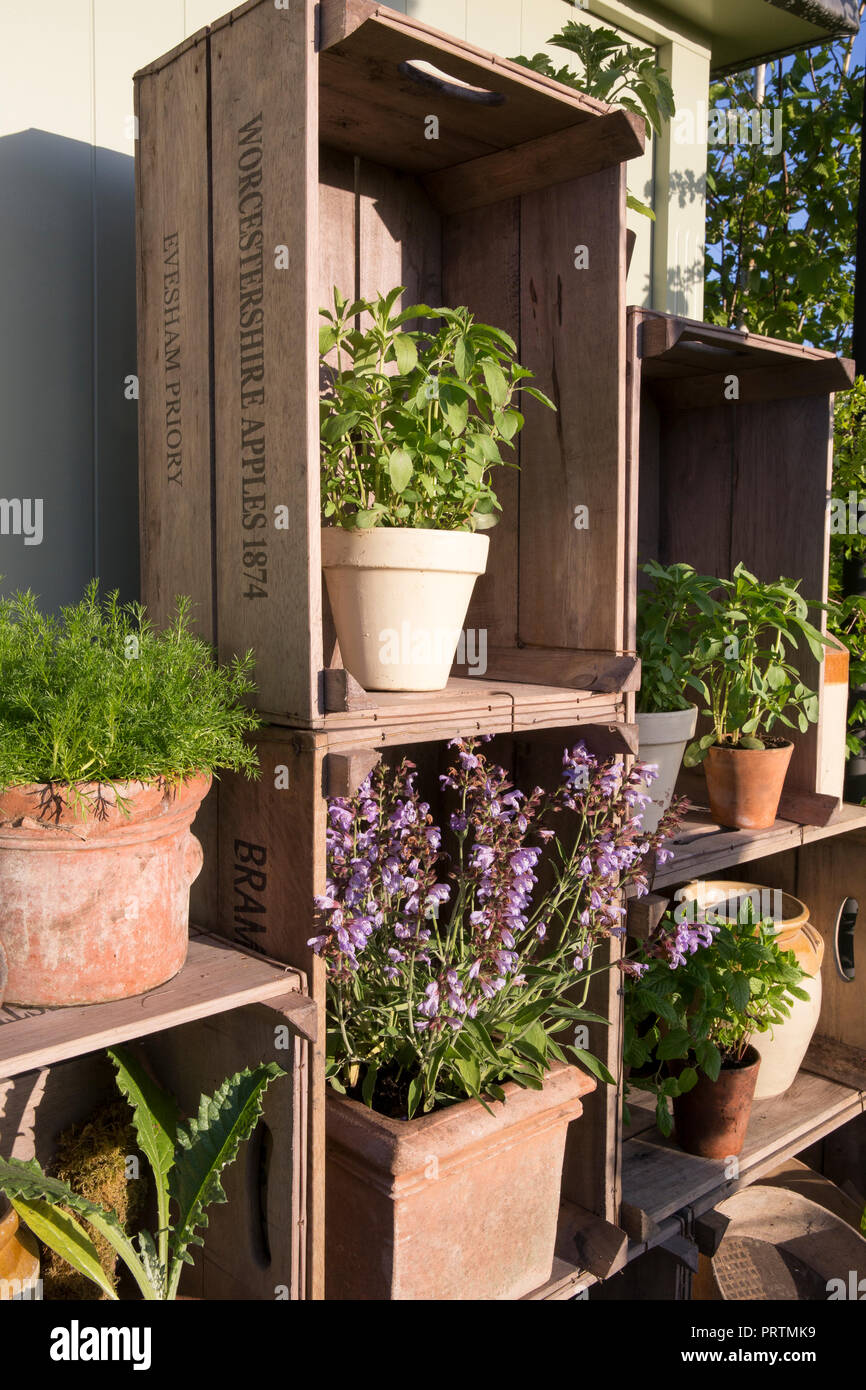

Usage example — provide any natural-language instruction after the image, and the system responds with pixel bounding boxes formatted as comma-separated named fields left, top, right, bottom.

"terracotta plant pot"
left=704, top=741, right=793, bottom=830
left=0, top=1195, right=40, bottom=1300
left=325, top=1062, right=594, bottom=1301
left=321, top=526, right=489, bottom=692
left=672, top=1046, right=761, bottom=1159
left=0, top=775, right=210, bottom=1006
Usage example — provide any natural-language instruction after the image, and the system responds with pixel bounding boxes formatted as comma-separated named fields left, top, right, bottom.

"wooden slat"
left=451, top=646, right=640, bottom=693
left=650, top=356, right=855, bottom=411
left=443, top=198, right=520, bottom=651
left=0, top=933, right=311, bottom=1080
left=214, top=733, right=327, bottom=1298
left=652, top=803, right=866, bottom=888
left=621, top=1070, right=865, bottom=1232
left=519, top=164, right=627, bottom=652
left=210, top=1, right=322, bottom=723
left=300, top=683, right=623, bottom=751
left=136, top=47, right=213, bottom=637
left=357, top=156, right=442, bottom=308
left=423, top=111, right=644, bottom=212
left=319, top=145, right=357, bottom=670
left=804, top=1034, right=866, bottom=1091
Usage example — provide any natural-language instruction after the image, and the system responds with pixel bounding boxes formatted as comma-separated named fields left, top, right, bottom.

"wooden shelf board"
left=316, top=1, right=641, bottom=177
left=651, top=802, right=866, bottom=889
left=621, top=1069, right=865, bottom=1240
left=278, top=679, right=626, bottom=749
left=0, top=931, right=314, bottom=1080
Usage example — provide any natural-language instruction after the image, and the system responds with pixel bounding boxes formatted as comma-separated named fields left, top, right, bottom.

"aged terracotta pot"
left=704, top=741, right=793, bottom=830
left=326, top=1062, right=594, bottom=1301
left=0, top=1195, right=40, bottom=1299
left=672, top=1046, right=761, bottom=1159
left=0, top=775, right=210, bottom=1006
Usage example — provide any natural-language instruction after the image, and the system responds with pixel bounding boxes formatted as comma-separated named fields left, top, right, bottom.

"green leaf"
left=388, top=448, right=414, bottom=493
left=361, top=1065, right=379, bottom=1107
left=407, top=1076, right=424, bottom=1119
left=108, top=1045, right=179, bottom=1276
left=568, top=1047, right=615, bottom=1086
left=167, top=1063, right=285, bottom=1298
left=12, top=1196, right=119, bottom=1301
left=481, top=359, right=508, bottom=407
left=454, top=1055, right=482, bottom=1096
left=393, top=334, right=418, bottom=374
left=675, top=1066, right=699, bottom=1094
left=656, top=1028, right=692, bottom=1061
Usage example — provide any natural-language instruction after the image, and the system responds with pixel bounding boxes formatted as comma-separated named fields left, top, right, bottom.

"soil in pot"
left=672, top=1046, right=761, bottom=1159
left=704, top=740, right=793, bottom=831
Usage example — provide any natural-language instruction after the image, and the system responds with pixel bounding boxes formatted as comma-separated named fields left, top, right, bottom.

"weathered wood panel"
left=519, top=164, right=627, bottom=653
left=442, top=198, right=520, bottom=650
left=210, top=1, right=321, bottom=723
left=136, top=43, right=213, bottom=638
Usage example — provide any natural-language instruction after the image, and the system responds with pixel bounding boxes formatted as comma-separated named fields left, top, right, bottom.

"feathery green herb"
left=0, top=583, right=261, bottom=789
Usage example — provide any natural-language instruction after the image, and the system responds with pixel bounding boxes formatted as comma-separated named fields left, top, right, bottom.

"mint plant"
left=0, top=1047, right=284, bottom=1300
left=683, top=563, right=831, bottom=765
left=624, top=901, right=809, bottom=1136
left=0, top=583, right=261, bottom=791
left=636, top=561, right=717, bottom=715
left=319, top=287, right=554, bottom=532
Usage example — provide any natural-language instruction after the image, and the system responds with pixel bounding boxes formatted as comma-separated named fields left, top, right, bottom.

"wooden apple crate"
left=628, top=306, right=855, bottom=813
left=135, top=0, right=646, bottom=730
left=0, top=931, right=316, bottom=1300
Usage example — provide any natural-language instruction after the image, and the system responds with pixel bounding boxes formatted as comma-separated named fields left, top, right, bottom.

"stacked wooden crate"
left=135, top=0, right=648, bottom=1296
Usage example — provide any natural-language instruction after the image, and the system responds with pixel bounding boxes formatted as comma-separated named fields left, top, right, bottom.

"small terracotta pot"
left=672, top=1046, right=761, bottom=1159
left=326, top=1062, right=594, bottom=1301
left=0, top=774, right=211, bottom=1006
left=0, top=1195, right=40, bottom=1299
left=704, top=741, right=793, bottom=830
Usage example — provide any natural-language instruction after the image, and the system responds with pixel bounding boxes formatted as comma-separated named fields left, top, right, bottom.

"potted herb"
left=312, top=736, right=683, bottom=1300
left=0, top=1047, right=283, bottom=1299
left=683, top=563, right=830, bottom=829
left=636, top=561, right=717, bottom=831
left=319, top=288, right=555, bottom=692
left=624, top=902, right=809, bottom=1158
left=0, top=584, right=260, bottom=1006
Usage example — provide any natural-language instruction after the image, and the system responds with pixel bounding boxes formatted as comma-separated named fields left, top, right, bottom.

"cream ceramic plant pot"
left=635, top=705, right=697, bottom=834
left=321, top=526, right=489, bottom=692
left=325, top=1062, right=594, bottom=1301
left=676, top=880, right=823, bottom=1100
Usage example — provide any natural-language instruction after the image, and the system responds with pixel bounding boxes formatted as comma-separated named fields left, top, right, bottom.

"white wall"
left=0, top=0, right=709, bottom=609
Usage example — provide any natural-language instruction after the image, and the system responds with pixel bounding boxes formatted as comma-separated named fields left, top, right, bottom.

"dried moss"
left=42, top=1099, right=147, bottom=1301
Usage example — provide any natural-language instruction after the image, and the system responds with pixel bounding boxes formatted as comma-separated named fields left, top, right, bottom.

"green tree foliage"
left=705, top=39, right=862, bottom=352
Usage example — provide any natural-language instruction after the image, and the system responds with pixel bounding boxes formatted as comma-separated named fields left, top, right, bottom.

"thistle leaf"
left=167, top=1064, right=285, bottom=1297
